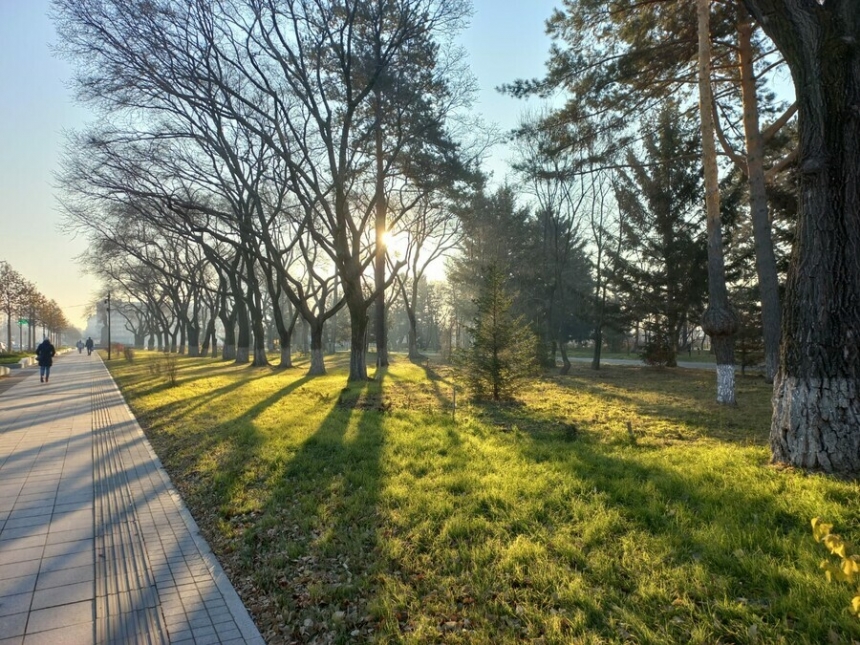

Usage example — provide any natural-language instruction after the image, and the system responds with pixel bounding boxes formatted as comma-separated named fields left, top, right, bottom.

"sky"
left=0, top=0, right=559, bottom=330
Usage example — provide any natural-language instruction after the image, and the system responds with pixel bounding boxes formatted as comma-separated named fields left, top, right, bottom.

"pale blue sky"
left=0, top=0, right=559, bottom=329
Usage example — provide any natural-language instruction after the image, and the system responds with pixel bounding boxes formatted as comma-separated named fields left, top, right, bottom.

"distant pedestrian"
left=76, top=339, right=84, bottom=353
left=36, top=337, right=56, bottom=383
left=85, top=337, right=94, bottom=356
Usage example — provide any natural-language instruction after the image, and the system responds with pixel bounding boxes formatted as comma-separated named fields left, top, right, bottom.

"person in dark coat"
left=36, top=337, right=56, bottom=383
left=85, top=336, right=94, bottom=356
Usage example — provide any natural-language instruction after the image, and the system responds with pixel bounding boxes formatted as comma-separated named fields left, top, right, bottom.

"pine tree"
left=457, top=264, right=540, bottom=402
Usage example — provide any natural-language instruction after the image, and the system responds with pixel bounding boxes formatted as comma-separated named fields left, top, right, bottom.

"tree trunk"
left=349, top=305, right=370, bottom=381
left=743, top=0, right=860, bottom=472
left=406, top=306, right=420, bottom=360
left=307, top=321, right=326, bottom=376
left=374, top=93, right=389, bottom=368
left=220, top=308, right=236, bottom=361
left=186, top=323, right=200, bottom=357
left=235, top=299, right=250, bottom=365
left=698, top=0, right=738, bottom=404
left=738, top=11, right=782, bottom=383
left=251, top=316, right=269, bottom=367
left=559, top=341, right=571, bottom=375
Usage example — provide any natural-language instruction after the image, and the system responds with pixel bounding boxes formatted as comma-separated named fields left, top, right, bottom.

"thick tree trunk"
left=698, top=0, right=738, bottom=404
left=738, top=12, right=782, bottom=383
left=251, top=317, right=269, bottom=367
left=742, top=0, right=860, bottom=472
left=307, top=321, right=326, bottom=376
left=220, top=308, right=236, bottom=361
left=201, top=317, right=215, bottom=356
left=186, top=323, right=200, bottom=357
left=349, top=305, right=370, bottom=381
left=234, top=300, right=250, bottom=365
left=406, top=307, right=420, bottom=360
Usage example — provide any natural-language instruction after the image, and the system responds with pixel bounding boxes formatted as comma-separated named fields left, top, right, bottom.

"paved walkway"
left=0, top=352, right=265, bottom=644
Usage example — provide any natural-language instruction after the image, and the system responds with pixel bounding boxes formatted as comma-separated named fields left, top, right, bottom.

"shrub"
left=123, top=346, right=135, bottom=363
left=641, top=338, right=675, bottom=366
left=162, top=353, right=179, bottom=387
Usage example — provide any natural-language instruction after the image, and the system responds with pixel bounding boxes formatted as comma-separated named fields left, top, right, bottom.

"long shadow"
left=508, top=429, right=860, bottom=642
left=543, top=365, right=772, bottom=445
left=197, top=378, right=387, bottom=642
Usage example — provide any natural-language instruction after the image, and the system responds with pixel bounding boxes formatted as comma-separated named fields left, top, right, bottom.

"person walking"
left=76, top=339, right=84, bottom=353
left=36, top=337, right=56, bottom=383
left=85, top=336, right=94, bottom=356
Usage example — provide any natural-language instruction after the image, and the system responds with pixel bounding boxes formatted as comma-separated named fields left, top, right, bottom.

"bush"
left=123, top=346, right=135, bottom=363
left=641, top=339, right=675, bottom=366
left=162, top=353, right=179, bottom=387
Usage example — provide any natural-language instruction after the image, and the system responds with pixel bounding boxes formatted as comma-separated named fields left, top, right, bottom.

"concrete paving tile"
left=0, top=561, right=40, bottom=582
left=0, top=611, right=27, bottom=638
left=0, top=536, right=46, bottom=553
left=0, top=593, right=31, bottom=619
left=21, top=620, right=94, bottom=645
left=0, top=547, right=43, bottom=567
left=25, top=600, right=93, bottom=633
left=0, top=635, right=24, bottom=645
left=214, top=626, right=243, bottom=641
left=37, top=550, right=92, bottom=575
left=41, top=539, right=91, bottom=560
left=0, top=575, right=37, bottom=600
left=44, top=527, right=93, bottom=546
left=48, top=512, right=91, bottom=534
left=2, top=517, right=50, bottom=532
left=50, top=502, right=91, bottom=515
left=166, top=627, right=193, bottom=642
left=189, top=626, right=219, bottom=644
left=187, top=610, right=214, bottom=628
left=0, top=526, right=48, bottom=542
left=30, top=581, right=93, bottom=611
left=8, top=501, right=52, bottom=516
left=35, top=565, right=93, bottom=591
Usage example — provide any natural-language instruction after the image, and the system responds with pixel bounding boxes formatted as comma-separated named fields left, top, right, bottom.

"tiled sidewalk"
left=0, top=352, right=265, bottom=644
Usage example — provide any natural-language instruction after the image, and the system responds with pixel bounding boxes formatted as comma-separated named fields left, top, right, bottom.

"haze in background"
left=0, top=0, right=557, bottom=329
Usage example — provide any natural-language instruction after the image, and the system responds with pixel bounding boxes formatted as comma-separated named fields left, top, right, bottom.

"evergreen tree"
left=610, top=105, right=708, bottom=366
left=457, top=264, right=540, bottom=402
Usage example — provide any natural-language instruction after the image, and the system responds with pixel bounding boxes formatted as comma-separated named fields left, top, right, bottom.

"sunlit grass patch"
left=106, top=351, right=860, bottom=644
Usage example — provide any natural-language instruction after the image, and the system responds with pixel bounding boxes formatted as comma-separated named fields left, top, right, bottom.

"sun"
left=381, top=230, right=410, bottom=260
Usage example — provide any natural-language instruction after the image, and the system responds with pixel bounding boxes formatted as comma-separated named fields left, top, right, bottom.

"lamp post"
left=105, top=292, right=111, bottom=360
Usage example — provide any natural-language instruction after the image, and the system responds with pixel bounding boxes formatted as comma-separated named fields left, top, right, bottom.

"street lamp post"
left=105, top=292, right=111, bottom=360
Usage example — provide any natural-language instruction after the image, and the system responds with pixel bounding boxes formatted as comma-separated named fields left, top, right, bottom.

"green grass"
left=0, top=351, right=32, bottom=364
left=106, top=352, right=860, bottom=644
left=567, top=348, right=718, bottom=364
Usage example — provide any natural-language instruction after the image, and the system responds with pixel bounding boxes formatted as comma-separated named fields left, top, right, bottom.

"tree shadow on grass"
left=539, top=365, right=773, bottom=446
left=216, top=379, right=392, bottom=642
left=508, top=429, right=860, bottom=643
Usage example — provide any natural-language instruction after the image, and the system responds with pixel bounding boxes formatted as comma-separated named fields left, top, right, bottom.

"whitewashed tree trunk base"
left=279, top=348, right=292, bottom=368
left=771, top=375, right=860, bottom=473
left=716, top=364, right=736, bottom=405
left=308, top=348, right=326, bottom=376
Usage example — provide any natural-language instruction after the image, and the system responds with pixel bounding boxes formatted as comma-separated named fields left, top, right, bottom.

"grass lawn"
left=0, top=351, right=31, bottom=364
left=106, top=351, right=860, bottom=644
